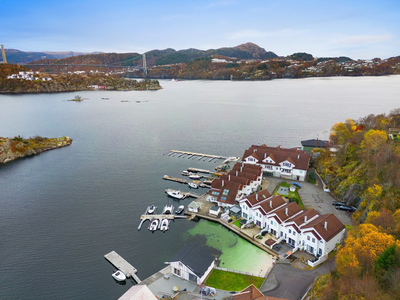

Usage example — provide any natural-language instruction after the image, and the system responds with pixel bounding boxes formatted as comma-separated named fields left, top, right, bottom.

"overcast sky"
left=1, top=0, right=399, bottom=59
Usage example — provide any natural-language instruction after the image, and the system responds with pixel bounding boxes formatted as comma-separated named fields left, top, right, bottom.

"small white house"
left=209, top=205, right=221, bottom=216
left=188, top=201, right=201, bottom=213
left=166, top=243, right=215, bottom=285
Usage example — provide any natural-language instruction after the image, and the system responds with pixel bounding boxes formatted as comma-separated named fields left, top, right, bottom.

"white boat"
left=147, top=205, right=156, bottom=214
left=188, top=182, right=199, bottom=189
left=188, top=173, right=201, bottom=179
left=149, top=219, right=159, bottom=231
left=163, top=204, right=174, bottom=214
left=167, top=190, right=185, bottom=200
left=112, top=270, right=126, bottom=282
left=175, top=205, right=184, bottom=214
left=181, top=170, right=190, bottom=176
left=171, top=78, right=178, bottom=82
left=160, top=219, right=169, bottom=232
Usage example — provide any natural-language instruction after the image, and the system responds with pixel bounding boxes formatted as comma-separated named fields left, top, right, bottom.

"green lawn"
left=274, top=181, right=304, bottom=209
left=233, top=219, right=242, bottom=228
left=205, top=269, right=264, bottom=291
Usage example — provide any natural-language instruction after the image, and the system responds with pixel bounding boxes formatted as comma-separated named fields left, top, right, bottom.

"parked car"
left=293, top=182, right=302, bottom=188
left=261, top=230, right=268, bottom=236
left=336, top=205, right=357, bottom=212
left=332, top=201, right=346, bottom=206
left=324, top=188, right=330, bottom=192
left=272, top=244, right=281, bottom=250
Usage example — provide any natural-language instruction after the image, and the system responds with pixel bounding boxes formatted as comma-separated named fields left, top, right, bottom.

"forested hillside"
left=308, top=109, right=400, bottom=299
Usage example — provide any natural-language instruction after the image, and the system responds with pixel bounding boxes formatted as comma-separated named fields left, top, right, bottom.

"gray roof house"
left=166, top=243, right=215, bottom=285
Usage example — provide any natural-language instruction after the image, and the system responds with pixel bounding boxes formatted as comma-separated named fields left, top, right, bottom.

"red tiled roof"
left=272, top=202, right=302, bottom=223
left=302, top=213, right=345, bottom=242
left=242, top=145, right=311, bottom=170
left=228, top=170, right=258, bottom=182
left=245, top=190, right=272, bottom=206
left=216, top=180, right=242, bottom=205
left=220, top=174, right=251, bottom=186
left=256, top=195, right=287, bottom=216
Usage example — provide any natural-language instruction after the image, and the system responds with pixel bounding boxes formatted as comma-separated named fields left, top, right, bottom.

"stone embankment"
left=0, top=136, right=72, bottom=163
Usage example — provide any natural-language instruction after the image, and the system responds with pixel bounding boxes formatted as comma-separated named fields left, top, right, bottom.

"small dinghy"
left=188, top=173, right=201, bottom=180
left=149, top=219, right=159, bottom=231
left=188, top=182, right=199, bottom=189
left=112, top=270, right=126, bottom=282
left=147, top=205, right=156, bottom=214
left=175, top=205, right=184, bottom=215
left=160, top=219, right=169, bottom=232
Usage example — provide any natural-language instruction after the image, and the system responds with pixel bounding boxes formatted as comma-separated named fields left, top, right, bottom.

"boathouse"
left=166, top=243, right=215, bottom=285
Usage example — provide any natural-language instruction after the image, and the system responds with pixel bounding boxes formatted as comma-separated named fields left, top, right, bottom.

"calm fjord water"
left=0, top=77, right=399, bottom=299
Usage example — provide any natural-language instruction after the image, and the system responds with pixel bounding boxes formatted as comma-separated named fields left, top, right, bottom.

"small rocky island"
left=0, top=136, right=72, bottom=163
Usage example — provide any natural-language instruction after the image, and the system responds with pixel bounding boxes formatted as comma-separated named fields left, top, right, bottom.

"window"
left=271, top=220, right=273, bottom=225
left=211, top=191, right=219, bottom=196
left=223, top=189, right=229, bottom=196
left=307, top=236, right=310, bottom=241
left=221, top=197, right=227, bottom=201
left=312, top=238, right=315, bottom=243
left=293, top=231, right=296, bottom=236
left=319, top=248, right=322, bottom=255
left=174, top=268, right=180, bottom=276
left=289, top=229, right=292, bottom=234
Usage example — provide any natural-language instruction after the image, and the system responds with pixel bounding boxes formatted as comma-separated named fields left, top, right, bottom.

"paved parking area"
left=264, top=176, right=353, bottom=226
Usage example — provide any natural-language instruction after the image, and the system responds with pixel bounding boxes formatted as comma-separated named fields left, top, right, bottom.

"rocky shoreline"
left=0, top=136, right=72, bottom=163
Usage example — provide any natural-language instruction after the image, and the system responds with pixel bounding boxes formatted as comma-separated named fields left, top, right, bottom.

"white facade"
left=169, top=260, right=215, bottom=285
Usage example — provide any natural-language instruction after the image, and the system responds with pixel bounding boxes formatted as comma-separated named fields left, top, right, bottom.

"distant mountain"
left=4, top=49, right=89, bottom=64
left=26, top=43, right=278, bottom=67
left=289, top=52, right=314, bottom=61
left=317, top=56, right=353, bottom=63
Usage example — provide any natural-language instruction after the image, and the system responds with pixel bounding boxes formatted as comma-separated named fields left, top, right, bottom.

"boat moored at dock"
left=166, top=189, right=185, bottom=199
left=188, top=173, right=201, bottom=179
left=146, top=205, right=156, bottom=214
left=175, top=205, right=185, bottom=214
left=162, top=204, right=174, bottom=214
left=160, top=219, right=169, bottom=232
left=112, top=270, right=126, bottom=282
left=188, top=182, right=199, bottom=189
left=149, top=219, right=159, bottom=231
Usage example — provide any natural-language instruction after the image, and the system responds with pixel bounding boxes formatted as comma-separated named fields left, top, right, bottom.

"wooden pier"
left=187, top=167, right=211, bottom=174
left=163, top=175, right=210, bottom=189
left=165, top=188, right=200, bottom=199
left=104, top=251, right=141, bottom=283
left=168, top=150, right=227, bottom=160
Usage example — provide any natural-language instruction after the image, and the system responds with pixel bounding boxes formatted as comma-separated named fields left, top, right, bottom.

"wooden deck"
left=104, top=251, right=141, bottom=283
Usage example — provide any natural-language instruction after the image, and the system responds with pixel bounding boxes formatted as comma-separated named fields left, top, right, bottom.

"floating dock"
left=167, top=150, right=227, bottom=160
left=165, top=188, right=200, bottom=199
left=187, top=167, right=211, bottom=174
left=104, top=251, right=141, bottom=283
left=163, top=175, right=210, bottom=188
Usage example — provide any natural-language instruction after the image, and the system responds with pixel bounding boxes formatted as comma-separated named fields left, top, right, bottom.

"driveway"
left=262, top=259, right=335, bottom=300
left=264, top=176, right=353, bottom=226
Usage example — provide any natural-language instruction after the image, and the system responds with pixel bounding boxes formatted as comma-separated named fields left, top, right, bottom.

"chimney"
left=264, top=153, right=266, bottom=159
left=270, top=200, right=272, bottom=208
left=285, top=207, right=288, bottom=216
left=297, top=154, right=299, bottom=159
left=229, top=175, right=231, bottom=181
left=256, top=193, right=258, bottom=201
left=324, top=220, right=328, bottom=230
left=236, top=171, right=238, bottom=176
left=240, top=167, right=243, bottom=172
left=304, top=215, right=307, bottom=223
left=222, top=180, right=224, bottom=187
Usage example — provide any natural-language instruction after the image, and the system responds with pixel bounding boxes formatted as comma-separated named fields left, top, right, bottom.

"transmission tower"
left=142, top=54, right=147, bottom=76
left=1, top=44, right=7, bottom=64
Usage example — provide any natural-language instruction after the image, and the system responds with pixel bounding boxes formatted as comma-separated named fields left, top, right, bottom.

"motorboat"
left=188, top=182, right=199, bottom=189
left=147, top=205, right=156, bottom=214
left=181, top=170, right=190, bottom=176
left=167, top=190, right=185, bottom=200
left=160, top=219, right=169, bottom=232
left=112, top=270, right=126, bottom=282
left=149, top=219, right=159, bottom=231
left=171, top=78, right=178, bottom=82
left=188, top=173, right=201, bottom=180
left=163, top=204, right=174, bottom=214
left=175, top=205, right=184, bottom=215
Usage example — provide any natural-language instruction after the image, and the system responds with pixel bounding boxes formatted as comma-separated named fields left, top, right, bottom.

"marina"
left=104, top=251, right=141, bottom=283
left=163, top=175, right=211, bottom=188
